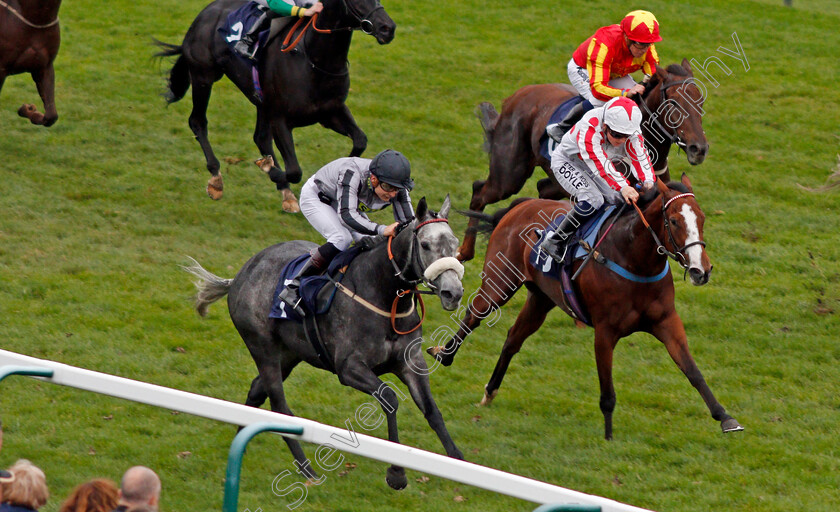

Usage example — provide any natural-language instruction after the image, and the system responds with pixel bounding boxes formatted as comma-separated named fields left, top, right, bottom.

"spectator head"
left=117, top=467, right=160, bottom=510
left=0, top=459, right=49, bottom=510
left=58, top=479, right=119, bottom=512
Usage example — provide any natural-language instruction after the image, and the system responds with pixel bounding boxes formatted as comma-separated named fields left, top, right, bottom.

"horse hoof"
left=281, top=189, right=300, bottom=213
left=479, top=386, right=498, bottom=406
left=426, top=346, right=453, bottom=367
left=207, top=175, right=224, bottom=200
left=456, top=247, right=473, bottom=262
left=721, top=418, right=744, bottom=433
left=386, top=466, right=407, bottom=490
left=18, top=104, right=36, bottom=117
left=255, top=155, right=275, bottom=173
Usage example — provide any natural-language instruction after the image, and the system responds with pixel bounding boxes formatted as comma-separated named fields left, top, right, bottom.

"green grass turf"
left=1, top=0, right=839, bottom=511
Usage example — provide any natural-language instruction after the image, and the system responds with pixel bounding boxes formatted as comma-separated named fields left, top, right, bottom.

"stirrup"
left=233, top=39, right=258, bottom=60
left=540, top=236, right=568, bottom=264
left=278, top=286, right=305, bottom=317
left=546, top=123, right=565, bottom=143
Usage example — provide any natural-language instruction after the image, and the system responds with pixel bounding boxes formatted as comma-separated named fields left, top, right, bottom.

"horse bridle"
left=338, top=0, right=384, bottom=34
left=637, top=79, right=702, bottom=150
left=387, top=217, right=451, bottom=291
left=633, top=192, right=706, bottom=272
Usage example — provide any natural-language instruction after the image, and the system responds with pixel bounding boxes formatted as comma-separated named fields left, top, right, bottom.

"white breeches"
left=300, top=180, right=365, bottom=250
left=566, top=58, right=638, bottom=107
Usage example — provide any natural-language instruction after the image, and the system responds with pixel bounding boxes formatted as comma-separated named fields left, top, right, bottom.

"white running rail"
left=0, top=349, right=654, bottom=512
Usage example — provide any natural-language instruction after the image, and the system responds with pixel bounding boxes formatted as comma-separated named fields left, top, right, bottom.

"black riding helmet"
left=369, top=149, right=414, bottom=191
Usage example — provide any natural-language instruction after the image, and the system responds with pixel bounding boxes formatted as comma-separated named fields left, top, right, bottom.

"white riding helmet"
left=603, top=97, right=643, bottom=136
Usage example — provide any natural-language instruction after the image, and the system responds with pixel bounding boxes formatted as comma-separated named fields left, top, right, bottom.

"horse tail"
left=153, top=40, right=190, bottom=104
left=475, top=102, right=499, bottom=153
left=182, top=257, right=232, bottom=317
left=459, top=197, right=534, bottom=235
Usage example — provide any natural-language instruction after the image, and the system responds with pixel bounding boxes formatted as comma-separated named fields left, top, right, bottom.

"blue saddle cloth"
left=269, top=246, right=364, bottom=322
left=219, top=3, right=272, bottom=57
left=538, top=95, right=586, bottom=161
left=528, top=205, right=617, bottom=326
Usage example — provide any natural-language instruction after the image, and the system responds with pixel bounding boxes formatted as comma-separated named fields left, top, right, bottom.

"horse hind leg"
left=18, top=64, right=58, bottom=127
left=482, top=288, right=554, bottom=406
left=458, top=135, right=534, bottom=262
left=187, top=71, right=223, bottom=200
left=250, top=355, right=317, bottom=479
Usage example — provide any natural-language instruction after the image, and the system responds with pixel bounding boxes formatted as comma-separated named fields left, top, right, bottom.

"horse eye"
left=669, top=217, right=680, bottom=227
left=421, top=241, right=431, bottom=250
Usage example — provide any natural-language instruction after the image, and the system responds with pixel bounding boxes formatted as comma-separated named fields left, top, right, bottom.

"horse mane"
left=632, top=181, right=690, bottom=211
left=665, top=63, right=689, bottom=76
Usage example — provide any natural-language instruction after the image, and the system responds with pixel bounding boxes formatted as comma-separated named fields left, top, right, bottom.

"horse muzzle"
left=688, top=265, right=712, bottom=286
left=686, top=142, right=709, bottom=165
left=367, top=13, right=395, bottom=44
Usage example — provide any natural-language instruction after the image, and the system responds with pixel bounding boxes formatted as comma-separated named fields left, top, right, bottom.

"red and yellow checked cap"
left=620, top=10, right=662, bottom=43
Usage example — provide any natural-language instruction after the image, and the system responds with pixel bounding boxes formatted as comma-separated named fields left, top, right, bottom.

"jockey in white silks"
left=539, top=96, right=656, bottom=263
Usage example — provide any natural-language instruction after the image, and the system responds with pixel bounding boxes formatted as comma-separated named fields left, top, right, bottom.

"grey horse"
left=184, top=196, right=465, bottom=489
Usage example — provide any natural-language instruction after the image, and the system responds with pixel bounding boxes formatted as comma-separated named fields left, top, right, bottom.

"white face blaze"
left=679, top=203, right=703, bottom=270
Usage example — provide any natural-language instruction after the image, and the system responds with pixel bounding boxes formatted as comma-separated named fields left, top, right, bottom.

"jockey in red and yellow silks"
left=572, top=22, right=660, bottom=103
left=547, top=10, right=663, bottom=140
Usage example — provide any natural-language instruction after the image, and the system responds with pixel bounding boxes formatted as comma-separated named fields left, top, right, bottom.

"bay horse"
left=457, top=60, right=709, bottom=262
left=155, top=0, right=395, bottom=211
left=184, top=196, right=465, bottom=489
left=430, top=176, right=743, bottom=439
left=0, top=0, right=62, bottom=126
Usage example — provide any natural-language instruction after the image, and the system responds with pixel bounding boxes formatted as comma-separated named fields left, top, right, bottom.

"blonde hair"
left=1, top=459, right=49, bottom=509
left=58, top=479, right=119, bottom=512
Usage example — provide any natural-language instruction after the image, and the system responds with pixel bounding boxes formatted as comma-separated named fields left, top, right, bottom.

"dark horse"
left=430, top=177, right=743, bottom=439
left=0, top=0, right=62, bottom=126
left=457, top=60, right=709, bottom=262
left=184, top=196, right=465, bottom=489
left=155, top=0, right=395, bottom=211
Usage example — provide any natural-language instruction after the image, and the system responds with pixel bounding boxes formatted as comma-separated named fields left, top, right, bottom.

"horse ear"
left=682, top=58, right=693, bottom=75
left=654, top=65, right=669, bottom=82
left=438, top=194, right=451, bottom=219
left=415, top=196, right=428, bottom=220
left=656, top=177, right=670, bottom=196
left=681, top=172, right=694, bottom=191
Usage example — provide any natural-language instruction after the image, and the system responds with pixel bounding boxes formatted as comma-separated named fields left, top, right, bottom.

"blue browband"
left=602, top=259, right=670, bottom=283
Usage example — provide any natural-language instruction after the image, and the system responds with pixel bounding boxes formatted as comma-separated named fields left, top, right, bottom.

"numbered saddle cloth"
left=269, top=246, right=364, bottom=322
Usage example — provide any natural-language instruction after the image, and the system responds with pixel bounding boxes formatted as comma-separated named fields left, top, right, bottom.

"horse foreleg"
left=253, top=110, right=289, bottom=191
left=426, top=266, right=522, bottom=366
left=336, top=360, right=407, bottom=490
left=187, top=78, right=223, bottom=199
left=651, top=313, right=743, bottom=434
left=268, top=119, right=301, bottom=213
left=254, top=358, right=318, bottom=480
left=19, top=64, right=58, bottom=127
left=396, top=351, right=463, bottom=460
left=483, top=289, right=554, bottom=406
left=320, top=105, right=367, bottom=158
left=593, top=326, right=619, bottom=440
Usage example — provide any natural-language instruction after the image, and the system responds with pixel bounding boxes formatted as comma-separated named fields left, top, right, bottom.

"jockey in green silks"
left=233, top=0, right=324, bottom=60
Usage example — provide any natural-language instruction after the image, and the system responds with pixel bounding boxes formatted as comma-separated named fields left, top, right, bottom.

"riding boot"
left=278, top=243, right=339, bottom=316
left=546, top=100, right=594, bottom=142
left=539, top=202, right=596, bottom=264
left=233, top=10, right=274, bottom=60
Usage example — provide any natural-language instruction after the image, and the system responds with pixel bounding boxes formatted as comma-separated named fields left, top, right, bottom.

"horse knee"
left=372, top=385, right=400, bottom=415
left=599, top=394, right=616, bottom=415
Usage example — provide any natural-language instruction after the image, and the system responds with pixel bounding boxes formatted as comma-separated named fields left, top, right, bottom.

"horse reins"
left=383, top=217, right=450, bottom=334
left=632, top=192, right=706, bottom=274
left=637, top=79, right=699, bottom=150
left=0, top=0, right=59, bottom=29
left=280, top=0, right=384, bottom=53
